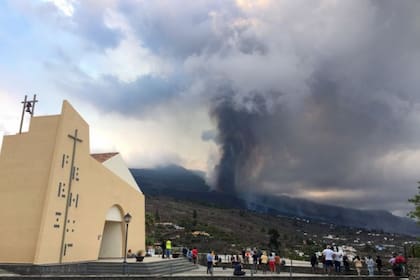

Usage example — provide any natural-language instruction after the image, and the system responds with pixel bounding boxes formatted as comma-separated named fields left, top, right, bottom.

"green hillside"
left=145, top=195, right=414, bottom=260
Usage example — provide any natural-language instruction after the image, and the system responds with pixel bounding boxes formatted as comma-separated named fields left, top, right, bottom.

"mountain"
left=131, top=164, right=210, bottom=194
left=131, top=165, right=246, bottom=207
left=130, top=165, right=420, bottom=236
left=245, top=194, right=420, bottom=236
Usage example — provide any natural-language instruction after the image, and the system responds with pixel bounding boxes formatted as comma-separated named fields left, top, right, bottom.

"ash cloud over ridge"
left=20, top=0, right=420, bottom=215
left=201, top=0, right=420, bottom=215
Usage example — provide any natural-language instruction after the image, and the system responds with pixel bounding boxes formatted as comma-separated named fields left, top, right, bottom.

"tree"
left=145, top=212, right=156, bottom=245
left=268, top=228, right=280, bottom=251
left=146, top=212, right=155, bottom=229
left=192, top=209, right=197, bottom=226
left=408, top=183, right=420, bottom=224
left=154, top=208, right=160, bottom=222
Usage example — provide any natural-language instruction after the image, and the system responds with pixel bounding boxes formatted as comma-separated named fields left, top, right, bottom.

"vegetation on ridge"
left=145, top=195, right=414, bottom=260
left=408, top=183, right=420, bottom=225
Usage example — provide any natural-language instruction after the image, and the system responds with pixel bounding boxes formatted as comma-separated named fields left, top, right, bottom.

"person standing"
left=275, top=253, right=282, bottom=274
left=366, top=256, right=375, bottom=276
left=268, top=253, right=276, bottom=273
left=310, top=253, right=318, bottom=273
left=191, top=247, right=198, bottom=264
left=343, top=255, right=350, bottom=272
left=261, top=251, right=268, bottom=274
left=252, top=249, right=259, bottom=273
left=394, top=252, right=406, bottom=276
left=353, top=256, right=363, bottom=276
left=165, top=239, right=172, bottom=259
left=322, top=245, right=334, bottom=275
left=206, top=251, right=214, bottom=275
left=161, top=240, right=166, bottom=259
left=187, top=249, right=192, bottom=262
left=375, top=256, right=382, bottom=274
left=389, top=253, right=397, bottom=276
left=333, top=248, right=342, bottom=273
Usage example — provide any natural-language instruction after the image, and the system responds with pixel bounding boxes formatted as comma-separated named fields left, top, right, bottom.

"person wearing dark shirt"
left=161, top=240, right=166, bottom=259
left=182, top=247, right=188, bottom=257
left=342, top=255, right=350, bottom=272
left=376, top=256, right=382, bottom=274
left=252, top=250, right=259, bottom=273
left=233, top=261, right=246, bottom=276
left=310, top=254, right=318, bottom=273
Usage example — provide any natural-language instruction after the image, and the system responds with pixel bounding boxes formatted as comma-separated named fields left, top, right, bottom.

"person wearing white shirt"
left=334, top=249, right=343, bottom=273
left=322, top=245, right=335, bottom=275
left=366, top=256, right=375, bottom=276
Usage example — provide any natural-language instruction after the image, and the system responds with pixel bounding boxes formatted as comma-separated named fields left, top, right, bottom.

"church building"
left=0, top=100, right=145, bottom=264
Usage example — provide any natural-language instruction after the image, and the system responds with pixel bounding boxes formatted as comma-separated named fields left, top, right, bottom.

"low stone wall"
left=198, top=257, right=395, bottom=276
left=408, top=258, right=420, bottom=280
left=0, top=276, right=402, bottom=280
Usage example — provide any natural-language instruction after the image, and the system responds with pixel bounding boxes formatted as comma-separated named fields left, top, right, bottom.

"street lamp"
left=123, top=213, right=132, bottom=264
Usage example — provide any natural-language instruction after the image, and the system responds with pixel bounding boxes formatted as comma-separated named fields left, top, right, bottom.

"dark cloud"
left=73, top=75, right=181, bottom=118
left=71, top=4, right=124, bottom=50
left=201, top=0, right=420, bottom=214
left=37, top=0, right=420, bottom=213
left=201, top=130, right=217, bottom=142
left=118, top=0, right=242, bottom=58
left=211, top=94, right=263, bottom=193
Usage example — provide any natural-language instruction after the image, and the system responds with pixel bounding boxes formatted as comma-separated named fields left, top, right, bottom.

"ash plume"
left=26, top=0, right=420, bottom=214
left=211, top=95, right=269, bottom=193
left=203, top=1, right=420, bottom=216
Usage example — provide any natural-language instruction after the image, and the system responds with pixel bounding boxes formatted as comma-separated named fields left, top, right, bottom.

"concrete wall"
left=0, top=115, right=60, bottom=263
left=0, top=101, right=145, bottom=264
left=0, top=276, right=402, bottom=280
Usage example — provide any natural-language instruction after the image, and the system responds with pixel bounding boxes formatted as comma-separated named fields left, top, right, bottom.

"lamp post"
left=123, top=213, right=132, bottom=264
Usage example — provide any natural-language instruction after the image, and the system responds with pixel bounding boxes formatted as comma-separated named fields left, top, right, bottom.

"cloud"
left=79, top=99, right=215, bottom=171
left=201, top=130, right=217, bottom=142
left=2, top=0, right=420, bottom=215
left=44, top=0, right=75, bottom=17
left=190, top=0, right=420, bottom=214
left=118, top=0, right=242, bottom=58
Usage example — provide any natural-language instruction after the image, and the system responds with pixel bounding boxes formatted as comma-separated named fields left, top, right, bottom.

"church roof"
left=91, top=152, right=119, bottom=163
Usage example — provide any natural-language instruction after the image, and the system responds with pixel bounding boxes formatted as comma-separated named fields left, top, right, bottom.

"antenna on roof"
left=19, top=94, right=38, bottom=134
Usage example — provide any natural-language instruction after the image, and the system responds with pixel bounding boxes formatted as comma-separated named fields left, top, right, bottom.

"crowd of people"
left=318, top=245, right=407, bottom=276
left=183, top=247, right=285, bottom=276
left=147, top=241, right=408, bottom=276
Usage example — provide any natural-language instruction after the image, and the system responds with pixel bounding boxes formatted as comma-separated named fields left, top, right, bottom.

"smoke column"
left=211, top=94, right=270, bottom=194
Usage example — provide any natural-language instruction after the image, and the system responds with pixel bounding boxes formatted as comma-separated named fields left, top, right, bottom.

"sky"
left=0, top=0, right=419, bottom=217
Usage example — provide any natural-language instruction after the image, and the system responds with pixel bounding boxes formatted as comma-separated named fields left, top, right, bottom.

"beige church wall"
left=33, top=103, right=91, bottom=264
left=0, top=101, right=145, bottom=265
left=53, top=156, right=145, bottom=263
left=0, top=115, right=60, bottom=263
left=33, top=101, right=145, bottom=264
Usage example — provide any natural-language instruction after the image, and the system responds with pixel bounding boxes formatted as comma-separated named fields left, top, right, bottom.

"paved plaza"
left=0, top=256, right=408, bottom=278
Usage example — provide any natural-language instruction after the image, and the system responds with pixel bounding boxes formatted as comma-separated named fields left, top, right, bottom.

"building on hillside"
left=0, top=100, right=145, bottom=264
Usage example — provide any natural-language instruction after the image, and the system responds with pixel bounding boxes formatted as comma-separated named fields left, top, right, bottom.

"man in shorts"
left=322, top=245, right=335, bottom=275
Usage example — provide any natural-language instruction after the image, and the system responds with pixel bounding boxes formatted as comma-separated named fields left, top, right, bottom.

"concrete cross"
left=59, top=129, right=83, bottom=263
